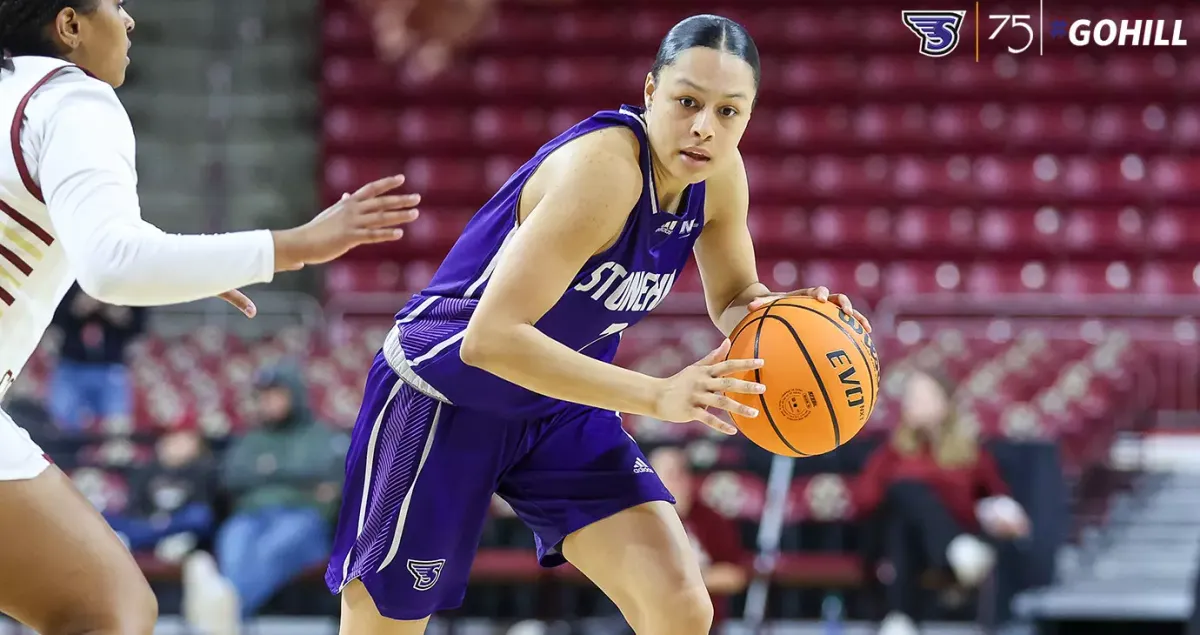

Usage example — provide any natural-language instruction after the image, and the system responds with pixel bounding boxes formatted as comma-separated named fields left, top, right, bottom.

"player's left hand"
left=747, top=287, right=871, bottom=333
left=218, top=290, right=257, bottom=318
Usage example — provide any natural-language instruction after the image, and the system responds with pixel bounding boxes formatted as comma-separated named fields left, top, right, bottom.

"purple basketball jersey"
left=394, top=105, right=706, bottom=417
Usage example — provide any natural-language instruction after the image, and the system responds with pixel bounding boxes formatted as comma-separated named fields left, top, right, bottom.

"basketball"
left=725, top=297, right=881, bottom=457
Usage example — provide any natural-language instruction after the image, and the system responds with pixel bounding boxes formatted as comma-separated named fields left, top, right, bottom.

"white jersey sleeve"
left=22, top=74, right=276, bottom=306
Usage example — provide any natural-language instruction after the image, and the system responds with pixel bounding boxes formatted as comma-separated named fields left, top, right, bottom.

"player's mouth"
left=679, top=148, right=711, bottom=167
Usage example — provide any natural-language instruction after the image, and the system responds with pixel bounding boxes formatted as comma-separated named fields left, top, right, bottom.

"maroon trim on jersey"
left=0, top=285, right=12, bottom=305
left=0, top=199, right=53, bottom=245
left=0, top=244, right=30, bottom=275
left=10, top=66, right=75, bottom=204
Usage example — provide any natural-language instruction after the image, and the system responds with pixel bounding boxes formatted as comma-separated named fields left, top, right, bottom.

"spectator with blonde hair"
left=854, top=367, right=1030, bottom=635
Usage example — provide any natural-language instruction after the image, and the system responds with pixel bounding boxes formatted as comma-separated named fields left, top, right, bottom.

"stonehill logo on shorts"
left=407, top=559, right=445, bottom=591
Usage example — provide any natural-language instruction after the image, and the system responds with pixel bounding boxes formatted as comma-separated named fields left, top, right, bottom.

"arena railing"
left=147, top=290, right=327, bottom=338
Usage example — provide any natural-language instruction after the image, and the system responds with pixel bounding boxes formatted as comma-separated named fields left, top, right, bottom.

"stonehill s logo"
left=407, top=559, right=445, bottom=591
left=902, top=10, right=967, bottom=57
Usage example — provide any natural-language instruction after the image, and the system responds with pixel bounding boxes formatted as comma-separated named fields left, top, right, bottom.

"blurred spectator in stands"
left=199, top=362, right=348, bottom=622
left=649, top=445, right=749, bottom=628
left=356, top=0, right=568, bottom=76
left=854, top=368, right=1029, bottom=635
left=105, top=430, right=217, bottom=561
left=48, top=284, right=146, bottom=433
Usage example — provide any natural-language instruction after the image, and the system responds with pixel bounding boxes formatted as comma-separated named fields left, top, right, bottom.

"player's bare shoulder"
left=519, top=126, right=645, bottom=220
left=702, top=148, right=750, bottom=227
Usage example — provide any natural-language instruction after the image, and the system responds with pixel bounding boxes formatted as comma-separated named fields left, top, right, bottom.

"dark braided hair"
left=0, top=0, right=99, bottom=70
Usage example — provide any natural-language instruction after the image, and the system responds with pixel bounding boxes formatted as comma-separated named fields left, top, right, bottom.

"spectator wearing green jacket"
left=214, top=362, right=349, bottom=619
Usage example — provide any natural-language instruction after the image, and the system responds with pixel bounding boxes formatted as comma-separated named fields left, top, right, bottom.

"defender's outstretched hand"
left=218, top=174, right=419, bottom=319
left=218, top=290, right=256, bottom=318
left=272, top=174, right=420, bottom=272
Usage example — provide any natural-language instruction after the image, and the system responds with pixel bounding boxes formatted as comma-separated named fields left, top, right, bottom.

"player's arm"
left=694, top=152, right=871, bottom=334
left=692, top=152, right=771, bottom=336
left=459, top=129, right=761, bottom=432
left=460, top=130, right=665, bottom=416
left=34, top=79, right=415, bottom=307
left=35, top=82, right=276, bottom=305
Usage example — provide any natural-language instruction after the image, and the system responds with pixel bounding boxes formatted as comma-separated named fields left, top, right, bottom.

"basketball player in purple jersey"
left=328, top=14, right=870, bottom=635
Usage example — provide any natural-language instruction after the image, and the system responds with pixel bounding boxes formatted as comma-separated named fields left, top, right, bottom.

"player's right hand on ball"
left=271, top=174, right=420, bottom=271
left=653, top=338, right=766, bottom=436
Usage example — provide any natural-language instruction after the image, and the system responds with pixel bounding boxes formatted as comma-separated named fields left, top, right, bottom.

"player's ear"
left=54, top=8, right=83, bottom=50
left=643, top=72, right=656, bottom=111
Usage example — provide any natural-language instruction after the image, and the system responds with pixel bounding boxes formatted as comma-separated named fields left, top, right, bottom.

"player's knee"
left=53, top=579, right=158, bottom=635
left=104, top=581, right=159, bottom=635
left=638, top=584, right=712, bottom=635
left=128, top=582, right=160, bottom=635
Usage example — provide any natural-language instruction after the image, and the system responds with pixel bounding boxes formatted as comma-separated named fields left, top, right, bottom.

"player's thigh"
left=340, top=579, right=429, bottom=635
left=328, top=373, right=517, bottom=621
left=499, top=408, right=708, bottom=631
left=497, top=407, right=675, bottom=565
left=0, top=466, right=158, bottom=635
left=562, top=501, right=712, bottom=633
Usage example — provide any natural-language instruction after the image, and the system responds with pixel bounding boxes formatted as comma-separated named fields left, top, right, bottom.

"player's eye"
left=678, top=97, right=698, bottom=109
left=719, top=106, right=739, bottom=117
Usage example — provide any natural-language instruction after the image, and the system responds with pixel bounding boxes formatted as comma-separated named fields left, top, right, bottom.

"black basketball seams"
left=757, top=312, right=842, bottom=450
left=770, top=300, right=879, bottom=412
left=748, top=307, right=808, bottom=457
left=732, top=309, right=840, bottom=454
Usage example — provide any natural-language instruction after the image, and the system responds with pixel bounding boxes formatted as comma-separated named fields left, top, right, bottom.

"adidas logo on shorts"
left=633, top=457, right=654, bottom=474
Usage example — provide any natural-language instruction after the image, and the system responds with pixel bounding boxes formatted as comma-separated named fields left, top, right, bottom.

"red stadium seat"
left=473, top=107, right=550, bottom=150
left=1136, top=262, right=1200, bottom=296
left=928, top=104, right=1001, bottom=146
left=809, top=206, right=890, bottom=249
left=1062, top=207, right=1145, bottom=253
left=473, top=58, right=546, bottom=95
left=1148, top=207, right=1200, bottom=252
left=1172, top=106, right=1200, bottom=149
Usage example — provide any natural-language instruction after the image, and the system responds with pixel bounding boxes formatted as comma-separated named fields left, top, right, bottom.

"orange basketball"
left=725, top=297, right=881, bottom=457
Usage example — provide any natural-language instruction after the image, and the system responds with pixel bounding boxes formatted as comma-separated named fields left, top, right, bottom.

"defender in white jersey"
left=0, top=1, right=422, bottom=633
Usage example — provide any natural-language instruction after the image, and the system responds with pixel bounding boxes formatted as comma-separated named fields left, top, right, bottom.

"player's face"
left=643, top=47, right=756, bottom=183
left=61, top=0, right=135, bottom=88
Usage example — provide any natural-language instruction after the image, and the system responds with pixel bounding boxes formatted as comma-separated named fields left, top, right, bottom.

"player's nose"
left=690, top=111, right=714, bottom=140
